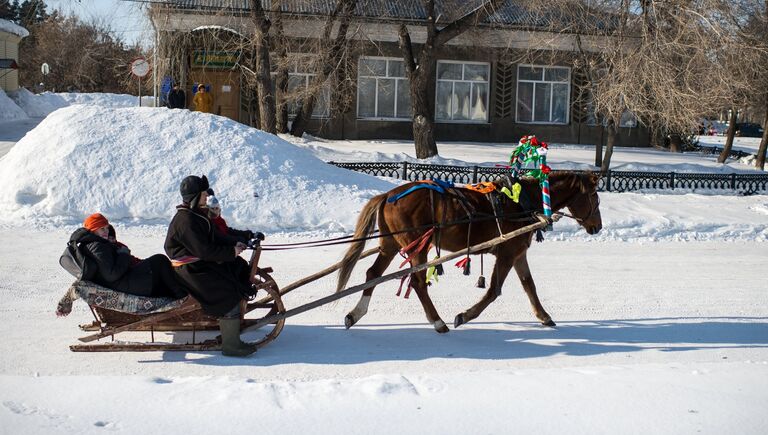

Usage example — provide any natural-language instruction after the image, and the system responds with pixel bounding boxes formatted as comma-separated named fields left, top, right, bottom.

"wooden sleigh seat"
left=58, top=245, right=286, bottom=353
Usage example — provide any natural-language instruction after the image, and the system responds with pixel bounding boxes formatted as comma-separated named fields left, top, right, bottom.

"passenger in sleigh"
left=71, top=213, right=188, bottom=299
left=205, top=191, right=262, bottom=244
left=164, top=175, right=264, bottom=357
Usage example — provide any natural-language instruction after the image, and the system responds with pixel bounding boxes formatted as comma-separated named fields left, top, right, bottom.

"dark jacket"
left=70, top=228, right=154, bottom=296
left=164, top=206, right=250, bottom=316
left=167, top=88, right=186, bottom=109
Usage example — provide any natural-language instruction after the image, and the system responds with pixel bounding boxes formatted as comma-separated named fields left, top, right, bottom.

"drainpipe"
left=151, top=9, right=158, bottom=107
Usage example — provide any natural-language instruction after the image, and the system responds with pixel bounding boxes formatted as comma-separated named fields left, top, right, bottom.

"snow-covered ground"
left=0, top=96, right=767, bottom=434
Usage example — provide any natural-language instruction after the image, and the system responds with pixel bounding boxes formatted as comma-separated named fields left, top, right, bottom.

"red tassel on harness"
left=396, top=274, right=413, bottom=298
left=398, top=228, right=435, bottom=268
left=455, top=257, right=471, bottom=275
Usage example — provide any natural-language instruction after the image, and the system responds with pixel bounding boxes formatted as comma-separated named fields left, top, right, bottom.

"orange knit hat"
left=83, top=213, right=109, bottom=232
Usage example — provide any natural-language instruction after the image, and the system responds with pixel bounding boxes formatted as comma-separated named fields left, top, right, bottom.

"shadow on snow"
left=137, top=316, right=768, bottom=367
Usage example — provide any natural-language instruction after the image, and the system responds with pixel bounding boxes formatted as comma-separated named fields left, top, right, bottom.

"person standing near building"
left=192, top=84, right=213, bottom=113
left=167, top=82, right=186, bottom=109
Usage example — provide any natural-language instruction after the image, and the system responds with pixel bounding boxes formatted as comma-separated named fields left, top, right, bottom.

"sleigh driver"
left=165, top=175, right=265, bottom=357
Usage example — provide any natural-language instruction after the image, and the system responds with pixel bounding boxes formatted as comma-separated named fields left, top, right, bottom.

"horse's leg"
left=410, top=251, right=449, bottom=333
left=514, top=253, right=556, bottom=327
left=344, top=245, right=397, bottom=329
left=453, top=255, right=514, bottom=328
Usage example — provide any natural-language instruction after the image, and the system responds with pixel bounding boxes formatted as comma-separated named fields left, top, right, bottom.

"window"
left=357, top=57, right=411, bottom=119
left=272, top=55, right=330, bottom=118
left=516, top=65, right=570, bottom=124
left=435, top=61, right=490, bottom=122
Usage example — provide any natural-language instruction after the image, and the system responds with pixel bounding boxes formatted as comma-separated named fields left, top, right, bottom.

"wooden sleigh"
left=59, top=243, right=285, bottom=352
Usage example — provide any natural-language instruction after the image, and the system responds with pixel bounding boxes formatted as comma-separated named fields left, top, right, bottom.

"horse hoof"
left=434, top=320, right=450, bottom=334
left=454, top=314, right=464, bottom=328
left=542, top=319, right=556, bottom=327
left=344, top=315, right=356, bottom=329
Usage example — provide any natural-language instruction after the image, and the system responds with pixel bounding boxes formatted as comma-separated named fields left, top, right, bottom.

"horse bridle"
left=559, top=189, right=600, bottom=224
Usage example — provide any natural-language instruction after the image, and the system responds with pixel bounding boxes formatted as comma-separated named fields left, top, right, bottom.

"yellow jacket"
left=193, top=91, right=214, bottom=113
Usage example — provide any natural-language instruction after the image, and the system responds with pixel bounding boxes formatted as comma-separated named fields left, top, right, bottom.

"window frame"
left=356, top=56, right=412, bottom=121
left=515, top=64, right=571, bottom=125
left=271, top=54, right=331, bottom=119
left=434, top=59, right=491, bottom=124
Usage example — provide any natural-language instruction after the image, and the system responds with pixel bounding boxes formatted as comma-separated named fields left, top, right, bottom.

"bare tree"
left=248, top=0, right=276, bottom=133
left=396, top=0, right=505, bottom=158
left=289, top=0, right=357, bottom=137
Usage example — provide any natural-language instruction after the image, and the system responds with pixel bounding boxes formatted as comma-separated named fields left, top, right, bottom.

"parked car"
left=705, top=120, right=728, bottom=136
left=735, top=123, right=765, bottom=138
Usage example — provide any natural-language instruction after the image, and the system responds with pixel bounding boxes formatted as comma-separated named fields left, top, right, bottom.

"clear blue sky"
left=44, top=0, right=151, bottom=47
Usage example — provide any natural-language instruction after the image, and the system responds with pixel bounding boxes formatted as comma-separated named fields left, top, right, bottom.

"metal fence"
left=328, top=161, right=768, bottom=194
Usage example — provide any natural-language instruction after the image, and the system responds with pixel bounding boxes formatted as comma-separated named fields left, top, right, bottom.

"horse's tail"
left=336, top=193, right=387, bottom=293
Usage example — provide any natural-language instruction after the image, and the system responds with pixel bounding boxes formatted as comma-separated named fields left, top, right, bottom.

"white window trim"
left=434, top=60, right=491, bottom=124
left=515, top=64, right=571, bottom=125
left=356, top=56, right=411, bottom=121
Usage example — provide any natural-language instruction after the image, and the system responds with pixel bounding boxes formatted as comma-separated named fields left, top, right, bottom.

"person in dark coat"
left=167, top=83, right=186, bottom=109
left=75, top=213, right=188, bottom=299
left=164, top=175, right=260, bottom=357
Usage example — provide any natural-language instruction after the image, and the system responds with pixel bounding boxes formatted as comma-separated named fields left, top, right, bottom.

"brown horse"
left=335, top=171, right=603, bottom=333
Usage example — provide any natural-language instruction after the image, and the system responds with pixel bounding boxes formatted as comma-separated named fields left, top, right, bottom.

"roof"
left=138, top=0, right=559, bottom=28
left=0, top=19, right=30, bottom=38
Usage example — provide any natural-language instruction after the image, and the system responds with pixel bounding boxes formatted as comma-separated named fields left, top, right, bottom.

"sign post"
left=130, top=57, right=150, bottom=107
left=40, top=62, right=49, bottom=91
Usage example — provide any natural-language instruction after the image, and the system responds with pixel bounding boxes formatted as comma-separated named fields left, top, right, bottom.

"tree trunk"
left=250, top=0, right=276, bottom=134
left=271, top=0, right=289, bottom=134
left=718, top=108, right=738, bottom=163
left=669, top=133, right=682, bottom=153
left=411, top=71, right=438, bottom=159
left=399, top=25, right=438, bottom=159
left=756, top=94, right=768, bottom=170
left=601, top=120, right=617, bottom=173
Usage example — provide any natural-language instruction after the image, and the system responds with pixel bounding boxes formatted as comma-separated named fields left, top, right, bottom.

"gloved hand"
left=251, top=231, right=265, bottom=241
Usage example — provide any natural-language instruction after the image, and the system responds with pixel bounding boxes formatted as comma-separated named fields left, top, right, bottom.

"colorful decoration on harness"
left=426, top=256, right=441, bottom=285
left=499, top=184, right=521, bottom=202
left=509, top=135, right=553, bottom=221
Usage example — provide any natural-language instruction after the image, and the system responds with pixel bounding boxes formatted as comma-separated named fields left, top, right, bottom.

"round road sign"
left=130, top=57, right=150, bottom=78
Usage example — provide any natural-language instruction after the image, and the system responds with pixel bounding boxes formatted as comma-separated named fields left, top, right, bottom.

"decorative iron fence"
left=328, top=161, right=768, bottom=194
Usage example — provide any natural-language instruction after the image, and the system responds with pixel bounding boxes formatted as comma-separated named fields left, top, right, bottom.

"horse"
left=335, top=171, right=603, bottom=333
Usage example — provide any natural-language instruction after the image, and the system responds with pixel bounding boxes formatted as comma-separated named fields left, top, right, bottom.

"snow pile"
left=0, top=88, right=29, bottom=123
left=51, top=92, right=155, bottom=108
left=0, top=18, right=29, bottom=38
left=11, top=91, right=156, bottom=117
left=0, top=106, right=394, bottom=230
left=8, top=87, right=60, bottom=117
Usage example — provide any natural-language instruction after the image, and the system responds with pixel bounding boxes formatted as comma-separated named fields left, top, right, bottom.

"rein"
left=260, top=210, right=541, bottom=251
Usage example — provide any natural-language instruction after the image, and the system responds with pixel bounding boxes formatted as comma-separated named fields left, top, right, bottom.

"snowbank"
left=11, top=90, right=156, bottom=117
left=0, top=89, right=29, bottom=123
left=8, top=87, right=59, bottom=117
left=0, top=106, right=394, bottom=230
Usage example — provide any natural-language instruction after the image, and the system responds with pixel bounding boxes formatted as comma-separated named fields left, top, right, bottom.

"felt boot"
left=218, top=318, right=257, bottom=357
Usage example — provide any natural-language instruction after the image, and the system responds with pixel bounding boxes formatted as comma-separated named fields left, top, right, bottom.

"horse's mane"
left=493, top=171, right=598, bottom=194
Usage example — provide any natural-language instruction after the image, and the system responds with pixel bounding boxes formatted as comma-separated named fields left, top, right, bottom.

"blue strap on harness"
left=387, top=179, right=455, bottom=203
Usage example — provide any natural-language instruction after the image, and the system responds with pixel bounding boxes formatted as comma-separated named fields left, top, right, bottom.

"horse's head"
left=565, top=173, right=602, bottom=235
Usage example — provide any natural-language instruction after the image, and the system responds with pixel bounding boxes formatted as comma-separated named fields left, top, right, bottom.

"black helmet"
left=180, top=175, right=209, bottom=205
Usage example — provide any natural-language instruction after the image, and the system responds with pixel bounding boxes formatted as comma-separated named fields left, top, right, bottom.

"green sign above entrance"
left=192, top=51, right=240, bottom=68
